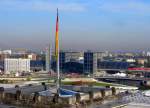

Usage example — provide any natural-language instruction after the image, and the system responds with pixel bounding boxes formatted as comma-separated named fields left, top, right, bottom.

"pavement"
left=87, top=91, right=150, bottom=108
left=119, top=91, right=150, bottom=104
left=0, top=104, right=20, bottom=108
left=123, top=103, right=150, bottom=108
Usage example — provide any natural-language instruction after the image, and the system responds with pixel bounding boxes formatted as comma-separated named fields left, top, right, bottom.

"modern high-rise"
left=59, top=51, right=83, bottom=72
left=59, top=52, right=66, bottom=72
left=84, top=51, right=97, bottom=75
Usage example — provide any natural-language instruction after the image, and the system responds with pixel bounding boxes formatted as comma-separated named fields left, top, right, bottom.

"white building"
left=4, top=58, right=30, bottom=74
left=28, top=53, right=37, bottom=60
left=147, top=52, right=150, bottom=56
left=0, top=50, right=12, bottom=54
left=126, top=59, right=136, bottom=63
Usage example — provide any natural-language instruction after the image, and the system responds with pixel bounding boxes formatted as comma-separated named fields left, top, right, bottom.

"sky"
left=0, top=0, right=150, bottom=51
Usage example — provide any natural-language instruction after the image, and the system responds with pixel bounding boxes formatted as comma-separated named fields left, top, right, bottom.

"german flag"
left=55, top=8, right=59, bottom=59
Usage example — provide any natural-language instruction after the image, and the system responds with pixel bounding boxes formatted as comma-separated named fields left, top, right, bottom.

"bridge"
left=97, top=68, right=150, bottom=72
left=95, top=76, right=150, bottom=87
left=98, top=69, right=126, bottom=71
left=98, top=61, right=150, bottom=72
left=128, top=68, right=150, bottom=72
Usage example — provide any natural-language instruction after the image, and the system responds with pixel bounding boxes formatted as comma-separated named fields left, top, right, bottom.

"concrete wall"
left=105, top=89, right=112, bottom=96
left=59, top=96, right=76, bottom=105
left=0, top=87, right=121, bottom=106
left=93, top=91, right=102, bottom=99
left=80, top=93, right=90, bottom=101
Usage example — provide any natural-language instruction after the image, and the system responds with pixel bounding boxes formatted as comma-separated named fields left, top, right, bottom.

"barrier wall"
left=0, top=87, right=120, bottom=107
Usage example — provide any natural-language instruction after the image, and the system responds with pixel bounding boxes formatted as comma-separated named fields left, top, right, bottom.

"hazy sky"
left=0, top=0, right=150, bottom=51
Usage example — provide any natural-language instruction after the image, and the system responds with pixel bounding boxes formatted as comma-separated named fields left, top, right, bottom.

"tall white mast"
left=55, top=8, right=60, bottom=91
left=46, top=44, right=50, bottom=72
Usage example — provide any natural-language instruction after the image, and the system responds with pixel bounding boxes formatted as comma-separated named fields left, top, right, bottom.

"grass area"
left=94, top=82, right=113, bottom=86
left=61, top=81, right=114, bottom=87
left=29, top=77, right=122, bottom=87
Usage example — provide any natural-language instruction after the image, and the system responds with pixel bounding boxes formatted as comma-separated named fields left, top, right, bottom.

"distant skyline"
left=0, top=0, right=150, bottom=51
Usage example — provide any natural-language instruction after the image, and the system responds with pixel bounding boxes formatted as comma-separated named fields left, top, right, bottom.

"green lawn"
left=61, top=81, right=114, bottom=87
left=94, top=82, right=113, bottom=86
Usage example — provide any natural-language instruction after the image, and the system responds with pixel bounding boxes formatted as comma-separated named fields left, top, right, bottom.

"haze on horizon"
left=0, top=0, right=150, bottom=52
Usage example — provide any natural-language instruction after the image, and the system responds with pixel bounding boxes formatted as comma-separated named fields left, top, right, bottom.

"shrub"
left=26, top=76, right=31, bottom=81
left=0, top=79, right=9, bottom=84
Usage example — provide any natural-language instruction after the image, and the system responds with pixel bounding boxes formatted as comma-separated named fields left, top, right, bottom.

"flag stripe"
left=55, top=9, right=59, bottom=59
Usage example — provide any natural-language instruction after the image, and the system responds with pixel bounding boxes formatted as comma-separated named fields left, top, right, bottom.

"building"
left=45, top=45, right=51, bottom=72
left=147, top=51, right=150, bottom=56
left=4, top=58, right=30, bottom=74
left=63, top=62, right=83, bottom=73
left=97, top=60, right=129, bottom=70
left=65, top=51, right=83, bottom=62
left=0, top=61, right=4, bottom=72
left=126, top=59, right=136, bottom=63
left=28, top=53, right=37, bottom=60
left=0, top=50, right=12, bottom=55
left=0, top=53, right=10, bottom=61
left=59, top=51, right=83, bottom=72
left=30, top=60, right=45, bottom=72
left=59, top=52, right=66, bottom=72
left=137, top=58, right=147, bottom=65
left=51, top=51, right=84, bottom=72
left=84, top=51, right=97, bottom=75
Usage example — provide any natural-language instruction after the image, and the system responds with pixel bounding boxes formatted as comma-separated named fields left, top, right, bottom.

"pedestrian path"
left=118, top=91, right=150, bottom=104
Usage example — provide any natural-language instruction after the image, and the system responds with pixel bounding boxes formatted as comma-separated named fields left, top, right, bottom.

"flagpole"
left=55, top=8, right=60, bottom=92
left=57, top=43, right=60, bottom=91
